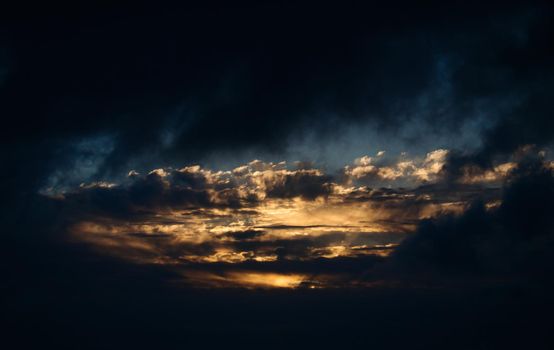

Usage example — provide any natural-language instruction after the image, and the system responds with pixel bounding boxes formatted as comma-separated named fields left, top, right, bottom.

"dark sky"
left=2, top=1, right=554, bottom=349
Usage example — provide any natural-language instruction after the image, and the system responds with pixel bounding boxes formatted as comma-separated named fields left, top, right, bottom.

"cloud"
left=221, top=229, right=266, bottom=241
left=343, top=149, right=449, bottom=186
left=263, top=169, right=333, bottom=200
left=50, top=153, right=508, bottom=239
left=385, top=158, right=554, bottom=283
left=54, top=160, right=340, bottom=222
left=3, top=1, right=552, bottom=188
left=36, top=152, right=522, bottom=292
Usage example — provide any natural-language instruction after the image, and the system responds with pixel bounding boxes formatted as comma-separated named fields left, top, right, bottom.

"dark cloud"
left=255, top=224, right=356, bottom=230
left=55, top=163, right=344, bottom=223
left=2, top=1, right=552, bottom=186
left=440, top=10, right=554, bottom=178
left=183, top=254, right=385, bottom=277
left=171, top=168, right=209, bottom=190
left=61, top=172, right=215, bottom=221
left=222, top=229, right=265, bottom=241
left=386, top=159, right=554, bottom=282
left=264, top=170, right=333, bottom=200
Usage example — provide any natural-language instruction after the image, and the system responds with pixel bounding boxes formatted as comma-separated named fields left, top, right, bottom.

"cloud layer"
left=36, top=149, right=552, bottom=288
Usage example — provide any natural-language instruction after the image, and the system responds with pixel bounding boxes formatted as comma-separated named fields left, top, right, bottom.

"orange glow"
left=225, top=272, right=307, bottom=288
left=58, top=154, right=501, bottom=288
left=180, top=271, right=310, bottom=289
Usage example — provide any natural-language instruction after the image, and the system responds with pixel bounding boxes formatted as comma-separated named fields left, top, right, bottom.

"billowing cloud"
left=37, top=150, right=543, bottom=289
left=343, top=149, right=449, bottom=185
left=383, top=158, right=554, bottom=284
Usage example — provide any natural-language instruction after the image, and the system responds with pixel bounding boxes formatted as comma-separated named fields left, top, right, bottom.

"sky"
left=2, top=1, right=554, bottom=349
